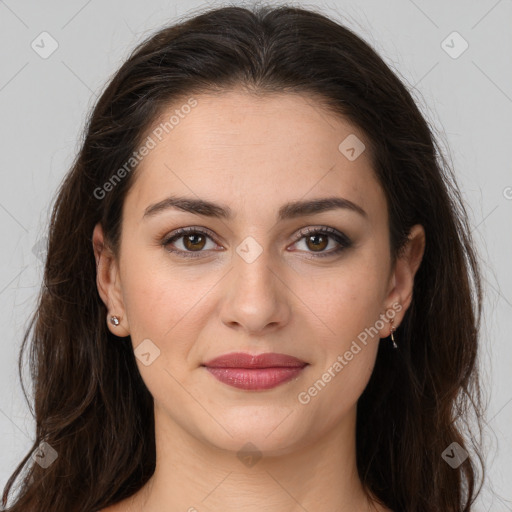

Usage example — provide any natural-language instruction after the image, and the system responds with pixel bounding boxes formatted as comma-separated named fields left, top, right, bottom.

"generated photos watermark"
left=297, top=302, right=402, bottom=405
left=94, top=97, right=198, bottom=200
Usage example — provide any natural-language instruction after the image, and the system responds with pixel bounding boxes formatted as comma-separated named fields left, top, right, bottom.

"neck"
left=131, top=404, right=377, bottom=512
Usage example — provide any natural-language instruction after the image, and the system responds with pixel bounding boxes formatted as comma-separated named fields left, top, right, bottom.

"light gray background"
left=0, top=0, right=511, bottom=509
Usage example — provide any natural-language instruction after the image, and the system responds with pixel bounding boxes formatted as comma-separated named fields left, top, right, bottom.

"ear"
left=92, top=222, right=130, bottom=337
left=379, top=224, right=425, bottom=337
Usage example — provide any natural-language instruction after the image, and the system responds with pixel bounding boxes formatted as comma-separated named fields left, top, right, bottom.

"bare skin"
left=94, top=90, right=424, bottom=512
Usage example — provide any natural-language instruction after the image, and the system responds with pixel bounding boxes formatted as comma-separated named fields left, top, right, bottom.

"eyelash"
left=161, top=226, right=352, bottom=259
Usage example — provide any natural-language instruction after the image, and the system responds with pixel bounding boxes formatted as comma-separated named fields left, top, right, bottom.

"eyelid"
left=293, top=225, right=350, bottom=244
left=161, top=226, right=222, bottom=258
left=289, top=225, right=352, bottom=258
left=161, top=225, right=352, bottom=258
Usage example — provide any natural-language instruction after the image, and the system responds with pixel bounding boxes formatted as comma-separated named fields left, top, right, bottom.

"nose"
left=219, top=241, right=291, bottom=336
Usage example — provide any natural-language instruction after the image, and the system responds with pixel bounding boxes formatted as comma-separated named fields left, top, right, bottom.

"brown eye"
left=182, top=233, right=207, bottom=251
left=305, top=233, right=329, bottom=252
left=291, top=226, right=352, bottom=258
left=162, top=227, right=219, bottom=258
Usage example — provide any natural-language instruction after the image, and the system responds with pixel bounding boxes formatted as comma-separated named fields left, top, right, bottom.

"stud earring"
left=390, top=319, right=398, bottom=349
left=110, top=315, right=120, bottom=326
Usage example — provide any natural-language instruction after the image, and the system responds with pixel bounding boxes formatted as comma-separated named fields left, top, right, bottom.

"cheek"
left=120, top=251, right=221, bottom=366
left=298, top=256, right=388, bottom=345
left=294, top=249, right=388, bottom=404
left=297, top=307, right=381, bottom=428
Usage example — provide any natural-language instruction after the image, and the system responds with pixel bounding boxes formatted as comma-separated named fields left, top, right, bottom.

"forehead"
left=124, top=90, right=386, bottom=223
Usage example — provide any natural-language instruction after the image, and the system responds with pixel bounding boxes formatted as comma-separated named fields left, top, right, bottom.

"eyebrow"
left=142, top=195, right=367, bottom=221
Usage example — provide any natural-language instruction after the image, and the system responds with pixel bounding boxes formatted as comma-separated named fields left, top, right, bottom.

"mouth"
left=201, top=352, right=309, bottom=390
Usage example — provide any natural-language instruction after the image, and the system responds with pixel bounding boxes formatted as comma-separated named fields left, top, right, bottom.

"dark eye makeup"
left=160, top=225, right=353, bottom=260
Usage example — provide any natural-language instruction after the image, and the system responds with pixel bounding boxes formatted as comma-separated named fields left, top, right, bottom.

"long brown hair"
left=2, top=5, right=485, bottom=511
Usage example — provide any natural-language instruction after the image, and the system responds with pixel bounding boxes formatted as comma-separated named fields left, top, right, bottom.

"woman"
left=2, top=5, right=484, bottom=511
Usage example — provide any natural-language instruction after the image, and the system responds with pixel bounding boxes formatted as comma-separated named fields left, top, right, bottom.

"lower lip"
left=204, top=366, right=306, bottom=390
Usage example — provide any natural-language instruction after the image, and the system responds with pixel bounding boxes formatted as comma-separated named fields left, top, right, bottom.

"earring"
left=110, top=315, right=120, bottom=326
left=390, top=320, right=398, bottom=349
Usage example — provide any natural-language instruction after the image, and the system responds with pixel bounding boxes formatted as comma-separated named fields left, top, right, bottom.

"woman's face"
left=94, top=90, right=424, bottom=455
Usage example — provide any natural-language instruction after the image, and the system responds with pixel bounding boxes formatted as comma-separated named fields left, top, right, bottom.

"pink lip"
left=203, top=352, right=307, bottom=368
left=202, top=352, right=308, bottom=390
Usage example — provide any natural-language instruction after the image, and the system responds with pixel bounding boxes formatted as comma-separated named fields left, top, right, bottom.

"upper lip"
left=202, top=352, right=308, bottom=369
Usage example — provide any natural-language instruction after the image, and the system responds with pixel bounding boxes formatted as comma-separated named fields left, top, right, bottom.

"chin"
left=197, top=407, right=308, bottom=455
